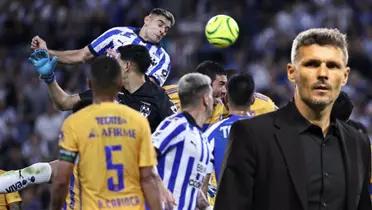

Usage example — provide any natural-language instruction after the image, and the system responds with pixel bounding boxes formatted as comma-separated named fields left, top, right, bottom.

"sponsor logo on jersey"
left=189, top=178, right=202, bottom=188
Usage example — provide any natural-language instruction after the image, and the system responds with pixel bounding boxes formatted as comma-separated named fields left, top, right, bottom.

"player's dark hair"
left=150, top=8, right=175, bottom=26
left=117, top=45, right=151, bottom=74
left=228, top=73, right=255, bottom=107
left=195, top=60, right=226, bottom=82
left=90, top=56, right=121, bottom=93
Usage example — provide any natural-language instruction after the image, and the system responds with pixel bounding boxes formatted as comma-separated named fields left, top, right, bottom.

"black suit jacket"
left=214, top=102, right=371, bottom=210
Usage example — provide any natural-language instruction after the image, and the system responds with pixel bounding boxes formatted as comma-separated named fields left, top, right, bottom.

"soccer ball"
left=205, top=15, right=239, bottom=48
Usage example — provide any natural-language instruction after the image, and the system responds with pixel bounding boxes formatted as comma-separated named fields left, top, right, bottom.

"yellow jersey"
left=163, top=84, right=180, bottom=110
left=250, top=92, right=278, bottom=116
left=59, top=102, right=156, bottom=210
left=0, top=170, right=21, bottom=210
left=164, top=84, right=278, bottom=129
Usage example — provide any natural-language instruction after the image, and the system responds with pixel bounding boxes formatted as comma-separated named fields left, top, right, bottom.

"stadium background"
left=0, top=0, right=370, bottom=209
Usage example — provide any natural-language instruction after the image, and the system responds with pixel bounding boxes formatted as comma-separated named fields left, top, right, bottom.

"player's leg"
left=0, top=161, right=55, bottom=193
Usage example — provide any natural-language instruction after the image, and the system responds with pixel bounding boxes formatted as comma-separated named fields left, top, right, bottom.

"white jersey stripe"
left=152, top=113, right=214, bottom=209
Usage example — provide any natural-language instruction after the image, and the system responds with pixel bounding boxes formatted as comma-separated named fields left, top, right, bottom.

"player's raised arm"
left=28, top=49, right=81, bottom=111
left=31, top=35, right=94, bottom=64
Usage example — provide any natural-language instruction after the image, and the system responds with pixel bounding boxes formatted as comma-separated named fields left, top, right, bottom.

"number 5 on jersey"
left=105, top=145, right=124, bottom=191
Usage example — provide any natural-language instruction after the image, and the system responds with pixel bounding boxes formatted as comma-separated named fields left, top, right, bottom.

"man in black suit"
left=214, top=28, right=371, bottom=210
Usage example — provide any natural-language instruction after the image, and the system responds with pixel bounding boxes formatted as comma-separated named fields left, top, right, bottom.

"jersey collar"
left=183, top=111, right=202, bottom=130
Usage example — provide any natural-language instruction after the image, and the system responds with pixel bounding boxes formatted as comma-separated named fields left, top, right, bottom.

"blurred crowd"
left=0, top=0, right=371, bottom=208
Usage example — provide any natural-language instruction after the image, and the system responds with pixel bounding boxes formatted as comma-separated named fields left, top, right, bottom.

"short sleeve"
left=58, top=117, right=78, bottom=153
left=5, top=191, right=21, bottom=205
left=88, top=27, right=123, bottom=56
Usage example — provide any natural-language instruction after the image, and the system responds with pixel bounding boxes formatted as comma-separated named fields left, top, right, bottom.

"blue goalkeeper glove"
left=28, top=49, right=58, bottom=84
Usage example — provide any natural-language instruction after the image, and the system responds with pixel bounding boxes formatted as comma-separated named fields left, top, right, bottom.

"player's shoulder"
left=163, top=84, right=178, bottom=93
left=205, top=117, right=230, bottom=136
left=108, top=26, right=136, bottom=33
left=109, top=103, right=149, bottom=125
left=69, top=102, right=145, bottom=122
left=234, top=110, right=276, bottom=131
left=251, top=92, right=278, bottom=115
left=145, top=80, right=170, bottom=100
left=153, top=113, right=188, bottom=135
left=163, top=112, right=190, bottom=128
left=166, top=112, right=188, bottom=123
left=253, top=92, right=275, bottom=103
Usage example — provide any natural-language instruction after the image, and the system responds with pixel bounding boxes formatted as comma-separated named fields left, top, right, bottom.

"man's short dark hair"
left=150, top=8, right=175, bottom=26
left=117, top=45, right=151, bottom=74
left=228, top=73, right=255, bottom=107
left=195, top=60, right=226, bottom=81
left=91, top=56, right=121, bottom=92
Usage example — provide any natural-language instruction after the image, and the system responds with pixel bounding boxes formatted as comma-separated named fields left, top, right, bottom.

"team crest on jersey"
left=88, top=129, right=98, bottom=139
left=140, top=103, right=151, bottom=117
left=171, top=104, right=178, bottom=113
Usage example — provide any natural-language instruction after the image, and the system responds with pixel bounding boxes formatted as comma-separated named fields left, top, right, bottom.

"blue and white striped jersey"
left=204, top=114, right=251, bottom=181
left=88, top=26, right=171, bottom=86
left=152, top=112, right=213, bottom=210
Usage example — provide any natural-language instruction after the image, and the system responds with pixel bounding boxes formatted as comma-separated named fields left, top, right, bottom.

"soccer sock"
left=0, top=162, right=52, bottom=193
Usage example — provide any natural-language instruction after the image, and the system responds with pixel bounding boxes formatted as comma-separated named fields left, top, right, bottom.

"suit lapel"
left=337, top=121, right=357, bottom=210
left=274, top=105, right=308, bottom=210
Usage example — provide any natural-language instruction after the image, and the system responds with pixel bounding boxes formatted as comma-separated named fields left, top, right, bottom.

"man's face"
left=287, top=44, right=349, bottom=109
left=211, top=74, right=227, bottom=104
left=143, top=14, right=171, bottom=43
left=205, top=86, right=214, bottom=118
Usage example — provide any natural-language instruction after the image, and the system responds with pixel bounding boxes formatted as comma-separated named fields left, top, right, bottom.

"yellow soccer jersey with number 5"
left=59, top=102, right=156, bottom=210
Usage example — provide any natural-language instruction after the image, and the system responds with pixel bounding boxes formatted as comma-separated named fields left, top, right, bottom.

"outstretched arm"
left=48, top=46, right=94, bottom=64
left=28, top=49, right=82, bottom=111
left=0, top=163, right=52, bottom=193
left=31, top=36, right=94, bottom=64
left=46, top=81, right=81, bottom=111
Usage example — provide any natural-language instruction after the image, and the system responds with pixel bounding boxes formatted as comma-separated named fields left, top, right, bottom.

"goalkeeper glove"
left=28, top=49, right=58, bottom=84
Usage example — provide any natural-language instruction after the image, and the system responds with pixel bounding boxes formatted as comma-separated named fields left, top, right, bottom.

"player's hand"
left=196, top=189, right=210, bottom=210
left=106, top=48, right=120, bottom=59
left=31, top=35, right=48, bottom=51
left=160, top=187, right=176, bottom=210
left=28, top=49, right=58, bottom=84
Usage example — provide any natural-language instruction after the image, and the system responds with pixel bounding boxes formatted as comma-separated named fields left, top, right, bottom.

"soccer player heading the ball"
left=30, top=8, right=175, bottom=86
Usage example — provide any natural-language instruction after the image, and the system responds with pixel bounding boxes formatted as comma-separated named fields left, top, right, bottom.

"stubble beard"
left=302, top=94, right=333, bottom=111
